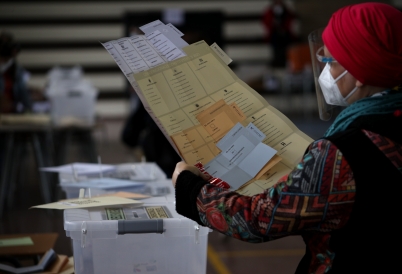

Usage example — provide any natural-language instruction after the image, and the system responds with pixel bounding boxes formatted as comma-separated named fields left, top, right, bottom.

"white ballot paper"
left=204, top=122, right=277, bottom=190
left=40, top=162, right=116, bottom=176
left=59, top=178, right=145, bottom=190
left=101, top=20, right=187, bottom=77
left=101, top=20, right=189, bottom=155
left=102, top=20, right=314, bottom=195
left=139, top=19, right=189, bottom=50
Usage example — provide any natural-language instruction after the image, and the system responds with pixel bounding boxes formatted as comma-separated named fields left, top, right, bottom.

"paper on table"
left=0, top=237, right=34, bottom=247
left=58, top=192, right=150, bottom=201
left=0, top=114, right=51, bottom=125
left=40, top=162, right=116, bottom=176
left=59, top=178, right=145, bottom=190
left=96, top=191, right=151, bottom=199
left=30, top=196, right=143, bottom=210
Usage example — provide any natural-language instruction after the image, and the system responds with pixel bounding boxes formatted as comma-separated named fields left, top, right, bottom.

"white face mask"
left=318, top=63, right=357, bottom=106
left=0, top=58, right=13, bottom=73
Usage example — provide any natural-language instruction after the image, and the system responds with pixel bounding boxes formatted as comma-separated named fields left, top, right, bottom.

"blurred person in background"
left=261, top=0, right=300, bottom=68
left=0, top=31, right=32, bottom=114
left=172, top=2, right=402, bottom=273
left=0, top=31, right=34, bottom=176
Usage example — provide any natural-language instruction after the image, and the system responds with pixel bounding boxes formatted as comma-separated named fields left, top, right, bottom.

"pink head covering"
left=322, top=2, right=402, bottom=88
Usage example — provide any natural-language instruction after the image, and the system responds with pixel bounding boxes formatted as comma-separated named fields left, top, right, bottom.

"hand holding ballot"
left=172, top=161, right=210, bottom=188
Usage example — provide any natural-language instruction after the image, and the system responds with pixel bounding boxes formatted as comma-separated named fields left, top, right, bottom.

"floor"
left=0, top=107, right=331, bottom=274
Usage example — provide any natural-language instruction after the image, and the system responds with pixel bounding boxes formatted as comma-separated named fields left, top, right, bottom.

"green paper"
left=0, top=237, right=34, bottom=247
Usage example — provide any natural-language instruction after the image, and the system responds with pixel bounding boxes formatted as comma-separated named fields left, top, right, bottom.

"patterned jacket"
left=175, top=113, right=402, bottom=274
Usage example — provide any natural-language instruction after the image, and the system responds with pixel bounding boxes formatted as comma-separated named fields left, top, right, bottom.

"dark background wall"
left=0, top=0, right=398, bottom=118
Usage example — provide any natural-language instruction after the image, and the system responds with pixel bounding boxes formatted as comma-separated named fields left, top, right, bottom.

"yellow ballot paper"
left=96, top=191, right=151, bottom=199
left=196, top=99, right=246, bottom=142
left=102, top=21, right=314, bottom=195
left=30, top=196, right=143, bottom=210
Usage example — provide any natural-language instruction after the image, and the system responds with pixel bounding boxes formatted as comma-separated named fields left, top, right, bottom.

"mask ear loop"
left=344, top=86, right=358, bottom=101
left=331, top=68, right=357, bottom=103
left=333, top=69, right=348, bottom=82
left=335, top=69, right=358, bottom=102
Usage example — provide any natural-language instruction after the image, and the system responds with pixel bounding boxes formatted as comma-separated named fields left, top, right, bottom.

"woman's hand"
left=172, top=161, right=210, bottom=187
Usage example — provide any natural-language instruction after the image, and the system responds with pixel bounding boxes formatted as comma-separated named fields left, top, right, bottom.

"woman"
left=172, top=3, right=402, bottom=273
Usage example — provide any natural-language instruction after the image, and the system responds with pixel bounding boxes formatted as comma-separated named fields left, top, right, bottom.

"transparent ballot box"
left=64, top=196, right=210, bottom=274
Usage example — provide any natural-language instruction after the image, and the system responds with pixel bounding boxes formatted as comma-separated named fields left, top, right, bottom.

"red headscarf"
left=322, top=2, right=402, bottom=88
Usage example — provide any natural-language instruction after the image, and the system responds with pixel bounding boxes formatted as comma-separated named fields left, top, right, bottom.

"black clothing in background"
left=121, top=104, right=181, bottom=177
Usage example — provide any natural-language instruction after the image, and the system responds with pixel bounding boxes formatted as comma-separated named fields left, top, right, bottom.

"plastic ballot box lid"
left=63, top=196, right=211, bottom=274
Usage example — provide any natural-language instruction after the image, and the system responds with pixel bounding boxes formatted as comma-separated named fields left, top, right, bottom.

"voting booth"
left=64, top=196, right=210, bottom=274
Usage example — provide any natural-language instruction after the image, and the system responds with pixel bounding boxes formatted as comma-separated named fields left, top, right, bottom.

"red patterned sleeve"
left=175, top=139, right=356, bottom=242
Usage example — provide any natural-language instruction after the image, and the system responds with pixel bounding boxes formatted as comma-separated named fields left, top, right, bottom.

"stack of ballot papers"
left=40, top=162, right=116, bottom=178
left=31, top=196, right=143, bottom=210
left=40, top=162, right=166, bottom=182
left=112, top=162, right=167, bottom=181
left=58, top=178, right=146, bottom=199
left=40, top=162, right=172, bottom=199
left=102, top=20, right=313, bottom=195
left=0, top=249, right=74, bottom=274
left=0, top=114, right=51, bottom=126
left=0, top=233, right=74, bottom=274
